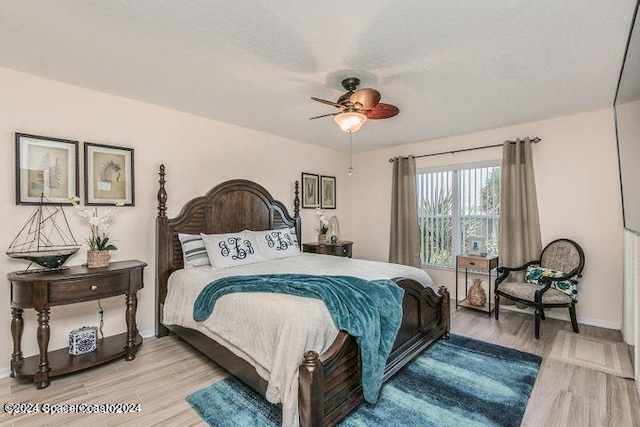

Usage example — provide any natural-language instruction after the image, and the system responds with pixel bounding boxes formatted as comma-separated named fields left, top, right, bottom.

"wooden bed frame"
left=155, top=165, right=450, bottom=426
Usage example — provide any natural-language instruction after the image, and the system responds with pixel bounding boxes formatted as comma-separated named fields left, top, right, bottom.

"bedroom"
left=0, top=1, right=639, bottom=426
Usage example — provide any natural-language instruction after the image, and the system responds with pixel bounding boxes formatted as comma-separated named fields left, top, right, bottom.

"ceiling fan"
left=310, top=77, right=400, bottom=133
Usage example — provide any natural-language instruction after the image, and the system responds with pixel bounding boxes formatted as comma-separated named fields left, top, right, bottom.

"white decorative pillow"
left=201, top=232, right=265, bottom=268
left=251, top=228, right=301, bottom=260
left=178, top=233, right=211, bottom=268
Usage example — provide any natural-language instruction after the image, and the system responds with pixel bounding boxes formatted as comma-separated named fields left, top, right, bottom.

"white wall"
left=0, top=67, right=352, bottom=376
left=632, top=233, right=640, bottom=394
left=352, top=109, right=624, bottom=329
left=618, top=100, right=640, bottom=351
left=623, top=231, right=636, bottom=345
left=616, top=100, right=640, bottom=233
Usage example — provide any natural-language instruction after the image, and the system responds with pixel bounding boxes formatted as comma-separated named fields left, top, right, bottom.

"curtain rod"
left=387, top=136, right=542, bottom=162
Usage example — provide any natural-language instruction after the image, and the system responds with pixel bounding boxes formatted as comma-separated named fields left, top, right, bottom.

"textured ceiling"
left=0, top=1, right=636, bottom=152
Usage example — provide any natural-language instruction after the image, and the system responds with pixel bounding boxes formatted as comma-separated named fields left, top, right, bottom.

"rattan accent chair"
left=494, top=239, right=585, bottom=339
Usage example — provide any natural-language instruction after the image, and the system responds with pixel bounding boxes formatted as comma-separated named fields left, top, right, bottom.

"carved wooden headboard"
left=155, top=164, right=301, bottom=336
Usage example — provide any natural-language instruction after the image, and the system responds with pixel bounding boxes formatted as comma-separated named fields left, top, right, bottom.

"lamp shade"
left=334, top=112, right=367, bottom=133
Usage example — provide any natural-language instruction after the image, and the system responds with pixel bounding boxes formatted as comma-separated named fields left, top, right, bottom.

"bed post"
left=298, top=351, right=324, bottom=427
left=156, top=164, right=170, bottom=337
left=294, top=180, right=302, bottom=248
left=158, top=164, right=167, bottom=217
left=438, top=286, right=450, bottom=339
left=294, top=180, right=300, bottom=218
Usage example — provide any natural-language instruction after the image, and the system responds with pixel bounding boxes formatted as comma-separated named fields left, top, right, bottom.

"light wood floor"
left=1, top=309, right=638, bottom=426
left=452, top=309, right=640, bottom=427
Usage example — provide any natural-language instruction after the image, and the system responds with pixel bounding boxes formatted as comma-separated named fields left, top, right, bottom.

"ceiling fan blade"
left=366, top=103, right=400, bottom=120
left=349, top=88, right=381, bottom=110
left=311, top=97, right=344, bottom=108
left=309, top=112, right=339, bottom=120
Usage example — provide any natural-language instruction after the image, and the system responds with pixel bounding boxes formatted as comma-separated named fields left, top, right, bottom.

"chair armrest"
left=495, top=260, right=541, bottom=285
left=535, top=277, right=554, bottom=300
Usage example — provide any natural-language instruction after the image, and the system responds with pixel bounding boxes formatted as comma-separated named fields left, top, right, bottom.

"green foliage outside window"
left=418, top=165, right=500, bottom=267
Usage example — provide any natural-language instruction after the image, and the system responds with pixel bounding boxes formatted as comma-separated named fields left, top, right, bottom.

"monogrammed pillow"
left=201, top=232, right=266, bottom=268
left=250, top=228, right=301, bottom=260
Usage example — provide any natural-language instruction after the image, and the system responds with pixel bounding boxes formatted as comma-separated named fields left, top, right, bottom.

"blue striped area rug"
left=186, top=334, right=542, bottom=427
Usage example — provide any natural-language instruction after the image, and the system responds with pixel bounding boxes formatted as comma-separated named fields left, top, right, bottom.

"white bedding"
left=163, top=253, right=435, bottom=427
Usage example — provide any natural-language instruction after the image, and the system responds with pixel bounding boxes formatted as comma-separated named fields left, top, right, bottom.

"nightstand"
left=302, top=241, right=353, bottom=258
left=455, top=254, right=498, bottom=315
left=8, top=259, right=146, bottom=389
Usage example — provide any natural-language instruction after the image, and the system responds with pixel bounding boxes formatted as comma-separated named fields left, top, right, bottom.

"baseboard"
left=454, top=297, right=622, bottom=330
left=140, top=329, right=156, bottom=339
left=0, top=367, right=10, bottom=379
left=633, top=344, right=640, bottom=401
left=498, top=304, right=622, bottom=330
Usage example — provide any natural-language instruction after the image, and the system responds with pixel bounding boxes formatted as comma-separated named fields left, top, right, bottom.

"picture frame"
left=467, top=236, right=486, bottom=256
left=301, top=173, right=319, bottom=209
left=320, top=175, right=336, bottom=209
left=84, top=142, right=135, bottom=206
left=15, top=133, right=79, bottom=205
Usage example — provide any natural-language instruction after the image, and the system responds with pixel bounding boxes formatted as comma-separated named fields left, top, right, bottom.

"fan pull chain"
left=348, top=131, right=354, bottom=176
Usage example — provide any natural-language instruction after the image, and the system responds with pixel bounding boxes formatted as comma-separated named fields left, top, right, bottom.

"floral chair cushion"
left=525, top=265, right=578, bottom=302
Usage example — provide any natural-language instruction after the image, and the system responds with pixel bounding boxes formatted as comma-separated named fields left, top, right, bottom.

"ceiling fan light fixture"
left=334, top=112, right=367, bottom=133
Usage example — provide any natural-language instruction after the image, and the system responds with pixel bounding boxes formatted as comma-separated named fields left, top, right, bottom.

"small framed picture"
left=15, top=133, right=79, bottom=205
left=301, top=172, right=319, bottom=209
left=84, top=142, right=134, bottom=206
left=320, top=175, right=336, bottom=209
left=467, top=236, right=486, bottom=256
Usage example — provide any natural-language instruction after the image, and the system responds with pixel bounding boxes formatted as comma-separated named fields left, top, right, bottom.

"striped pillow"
left=178, top=233, right=211, bottom=268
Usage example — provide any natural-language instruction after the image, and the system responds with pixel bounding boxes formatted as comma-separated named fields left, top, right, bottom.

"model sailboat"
left=6, top=195, right=80, bottom=270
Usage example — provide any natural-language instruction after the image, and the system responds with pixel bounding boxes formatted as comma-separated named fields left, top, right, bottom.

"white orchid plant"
left=69, top=196, right=124, bottom=251
left=315, top=207, right=329, bottom=235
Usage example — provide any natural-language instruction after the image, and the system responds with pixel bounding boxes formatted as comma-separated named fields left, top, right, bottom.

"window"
left=417, top=163, right=500, bottom=267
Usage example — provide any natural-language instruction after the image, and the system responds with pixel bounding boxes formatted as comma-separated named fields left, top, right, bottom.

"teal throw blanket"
left=193, top=274, right=404, bottom=403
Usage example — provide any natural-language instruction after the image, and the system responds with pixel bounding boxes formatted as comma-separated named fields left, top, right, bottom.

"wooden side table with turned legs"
left=8, top=259, right=146, bottom=389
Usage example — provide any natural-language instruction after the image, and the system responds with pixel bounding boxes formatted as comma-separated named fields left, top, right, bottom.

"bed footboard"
left=299, top=282, right=449, bottom=426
